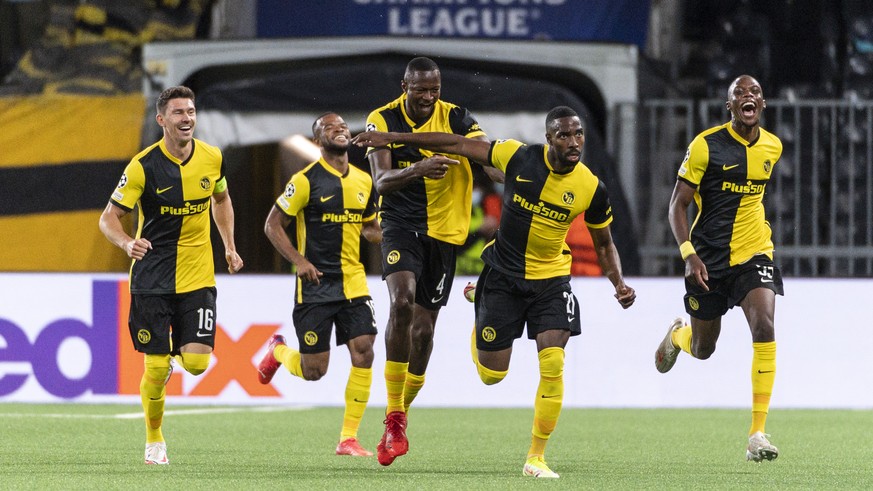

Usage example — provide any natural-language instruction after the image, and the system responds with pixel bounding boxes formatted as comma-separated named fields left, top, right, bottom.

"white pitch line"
left=0, top=406, right=314, bottom=420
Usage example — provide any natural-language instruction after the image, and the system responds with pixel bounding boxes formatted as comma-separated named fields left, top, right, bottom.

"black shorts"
left=380, top=225, right=457, bottom=310
left=684, top=255, right=784, bottom=320
left=292, top=296, right=378, bottom=354
left=473, top=264, right=581, bottom=351
left=129, top=287, right=217, bottom=354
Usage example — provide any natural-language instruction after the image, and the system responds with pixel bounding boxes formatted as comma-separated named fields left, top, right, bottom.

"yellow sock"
left=141, top=354, right=171, bottom=444
left=275, top=344, right=304, bottom=378
left=528, top=435, right=548, bottom=459
left=403, top=372, right=425, bottom=412
left=341, top=367, right=372, bottom=440
left=750, top=341, right=776, bottom=435
left=174, top=352, right=211, bottom=376
left=528, top=347, right=564, bottom=458
left=672, top=325, right=694, bottom=355
left=384, top=361, right=408, bottom=414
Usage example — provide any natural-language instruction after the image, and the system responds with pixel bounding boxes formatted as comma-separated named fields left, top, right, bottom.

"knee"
left=144, top=354, right=171, bottom=386
left=301, top=356, right=328, bottom=381
left=477, top=364, right=507, bottom=385
left=693, top=344, right=716, bottom=360
left=302, top=366, right=326, bottom=381
left=179, top=352, right=211, bottom=376
left=411, top=318, right=435, bottom=340
left=538, top=347, right=565, bottom=378
left=390, top=292, right=415, bottom=320
left=145, top=366, right=171, bottom=386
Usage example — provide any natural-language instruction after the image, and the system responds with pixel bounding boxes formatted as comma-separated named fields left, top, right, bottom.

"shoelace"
left=383, top=415, right=405, bottom=433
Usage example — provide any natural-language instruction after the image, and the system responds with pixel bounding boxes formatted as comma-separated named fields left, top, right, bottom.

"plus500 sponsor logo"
left=0, top=280, right=281, bottom=399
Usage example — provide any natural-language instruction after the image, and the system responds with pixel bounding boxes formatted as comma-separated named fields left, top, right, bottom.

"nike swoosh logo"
left=760, top=278, right=774, bottom=283
left=353, top=398, right=368, bottom=403
left=722, top=164, right=739, bottom=171
left=156, top=186, right=173, bottom=194
left=431, top=296, right=444, bottom=303
left=515, top=176, right=533, bottom=183
left=541, top=394, right=561, bottom=399
left=757, top=370, right=774, bottom=374
left=196, top=332, right=212, bottom=338
left=320, top=195, right=334, bottom=202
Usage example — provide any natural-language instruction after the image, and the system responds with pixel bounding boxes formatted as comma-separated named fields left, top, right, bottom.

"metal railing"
left=627, top=98, right=873, bottom=277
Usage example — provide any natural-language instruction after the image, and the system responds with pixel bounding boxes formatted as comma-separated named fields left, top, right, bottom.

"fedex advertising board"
left=1, top=274, right=871, bottom=408
left=0, top=274, right=291, bottom=403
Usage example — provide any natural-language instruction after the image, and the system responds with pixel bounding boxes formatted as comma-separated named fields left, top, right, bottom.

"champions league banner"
left=256, top=0, right=650, bottom=49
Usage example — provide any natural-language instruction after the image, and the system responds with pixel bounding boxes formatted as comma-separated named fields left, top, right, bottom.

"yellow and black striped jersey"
left=482, top=139, right=612, bottom=280
left=275, top=158, right=378, bottom=304
left=678, top=122, right=782, bottom=273
left=365, top=94, right=485, bottom=245
left=109, top=138, right=225, bottom=294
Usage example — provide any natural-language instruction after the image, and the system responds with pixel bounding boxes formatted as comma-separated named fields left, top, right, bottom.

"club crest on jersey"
left=284, top=183, right=296, bottom=198
left=304, top=331, right=318, bottom=346
left=117, top=173, right=128, bottom=188
left=562, top=191, right=575, bottom=205
left=200, top=176, right=211, bottom=191
left=688, top=297, right=699, bottom=311
left=763, top=159, right=772, bottom=173
left=357, top=192, right=366, bottom=204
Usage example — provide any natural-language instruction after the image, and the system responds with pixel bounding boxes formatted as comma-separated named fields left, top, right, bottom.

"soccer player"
left=353, top=106, right=636, bottom=478
left=654, top=74, right=783, bottom=462
left=257, top=112, right=382, bottom=457
left=362, top=56, right=502, bottom=466
left=98, top=85, right=244, bottom=465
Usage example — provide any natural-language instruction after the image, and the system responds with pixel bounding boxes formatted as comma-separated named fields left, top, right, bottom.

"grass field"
left=0, top=403, right=871, bottom=489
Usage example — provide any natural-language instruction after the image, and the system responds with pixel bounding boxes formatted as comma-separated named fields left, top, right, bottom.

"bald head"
left=727, top=75, right=762, bottom=100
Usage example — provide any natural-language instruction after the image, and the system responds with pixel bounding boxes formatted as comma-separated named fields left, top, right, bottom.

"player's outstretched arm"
left=353, top=131, right=492, bottom=166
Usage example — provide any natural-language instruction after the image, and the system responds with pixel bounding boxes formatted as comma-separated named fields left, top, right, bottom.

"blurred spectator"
left=565, top=214, right=603, bottom=276
left=456, top=181, right=499, bottom=275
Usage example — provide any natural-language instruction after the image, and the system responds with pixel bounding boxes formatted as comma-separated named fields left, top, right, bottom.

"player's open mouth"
left=741, top=102, right=756, bottom=117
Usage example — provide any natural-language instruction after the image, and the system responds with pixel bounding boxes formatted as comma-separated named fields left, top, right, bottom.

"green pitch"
left=0, top=404, right=870, bottom=489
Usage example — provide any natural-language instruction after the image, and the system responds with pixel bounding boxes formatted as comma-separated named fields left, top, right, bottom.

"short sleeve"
left=583, top=180, right=614, bottom=229
left=363, top=181, right=378, bottom=222
left=110, top=159, right=145, bottom=212
left=275, top=172, right=311, bottom=217
left=677, top=135, right=709, bottom=187
left=448, top=106, right=485, bottom=138
left=488, top=139, right=525, bottom=173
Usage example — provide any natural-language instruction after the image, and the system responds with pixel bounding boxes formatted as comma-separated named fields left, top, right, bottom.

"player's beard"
left=322, top=140, right=349, bottom=156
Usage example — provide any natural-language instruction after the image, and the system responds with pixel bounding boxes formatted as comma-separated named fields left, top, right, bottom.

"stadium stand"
left=2, top=0, right=873, bottom=276
left=0, top=0, right=214, bottom=272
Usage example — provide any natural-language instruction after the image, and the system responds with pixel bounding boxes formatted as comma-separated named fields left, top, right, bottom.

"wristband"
left=679, top=241, right=696, bottom=260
